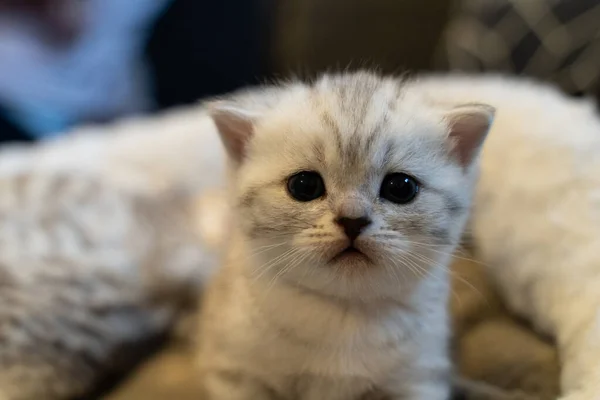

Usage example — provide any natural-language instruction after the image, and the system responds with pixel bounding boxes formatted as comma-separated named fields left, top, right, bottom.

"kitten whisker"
left=263, top=250, right=315, bottom=299
left=248, top=241, right=289, bottom=256
left=372, top=234, right=450, bottom=248
left=401, top=251, right=490, bottom=305
left=381, top=252, right=409, bottom=286
left=383, top=247, right=429, bottom=282
left=406, top=243, right=488, bottom=266
left=381, top=239, right=489, bottom=267
left=396, top=253, right=435, bottom=282
left=251, top=248, right=300, bottom=283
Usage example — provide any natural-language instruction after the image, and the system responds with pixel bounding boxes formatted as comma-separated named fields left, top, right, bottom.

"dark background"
left=2, top=0, right=599, bottom=142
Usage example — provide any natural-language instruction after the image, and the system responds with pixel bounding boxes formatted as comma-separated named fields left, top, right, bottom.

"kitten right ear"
left=444, top=103, right=495, bottom=167
left=209, top=101, right=257, bottom=164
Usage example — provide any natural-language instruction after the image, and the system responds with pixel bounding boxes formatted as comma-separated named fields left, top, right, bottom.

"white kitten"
left=197, top=72, right=493, bottom=399
left=4, top=70, right=599, bottom=400
left=416, top=74, right=600, bottom=400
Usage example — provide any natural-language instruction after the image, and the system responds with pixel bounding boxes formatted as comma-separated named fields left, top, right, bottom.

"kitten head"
left=210, top=72, right=494, bottom=300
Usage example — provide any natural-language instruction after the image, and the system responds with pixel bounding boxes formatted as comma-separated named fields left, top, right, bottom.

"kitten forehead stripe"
left=320, top=110, right=344, bottom=154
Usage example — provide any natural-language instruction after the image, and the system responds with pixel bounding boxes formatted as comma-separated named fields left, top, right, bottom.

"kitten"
left=0, top=88, right=225, bottom=400
left=0, top=171, right=215, bottom=400
left=415, top=74, right=600, bottom=400
left=197, top=71, right=494, bottom=399
left=2, top=71, right=593, bottom=400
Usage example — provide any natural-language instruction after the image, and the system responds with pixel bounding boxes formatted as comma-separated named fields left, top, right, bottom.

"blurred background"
left=1, top=0, right=599, bottom=144
left=0, top=1, right=596, bottom=399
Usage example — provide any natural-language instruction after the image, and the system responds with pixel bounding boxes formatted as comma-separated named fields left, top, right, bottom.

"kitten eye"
left=287, top=171, right=325, bottom=202
left=380, top=173, right=419, bottom=204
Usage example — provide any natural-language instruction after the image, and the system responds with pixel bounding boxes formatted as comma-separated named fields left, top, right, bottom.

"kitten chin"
left=198, top=71, right=493, bottom=399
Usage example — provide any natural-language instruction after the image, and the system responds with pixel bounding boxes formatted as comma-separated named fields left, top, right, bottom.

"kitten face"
left=212, top=72, right=493, bottom=299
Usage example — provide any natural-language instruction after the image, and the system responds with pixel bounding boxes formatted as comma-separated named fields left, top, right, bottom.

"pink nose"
left=335, top=216, right=372, bottom=241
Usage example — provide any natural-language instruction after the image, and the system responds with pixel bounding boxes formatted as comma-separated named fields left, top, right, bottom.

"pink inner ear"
left=446, top=105, right=495, bottom=167
left=210, top=105, right=255, bottom=164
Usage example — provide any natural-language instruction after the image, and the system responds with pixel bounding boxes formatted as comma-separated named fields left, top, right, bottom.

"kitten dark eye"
left=380, top=173, right=419, bottom=204
left=287, top=171, right=325, bottom=202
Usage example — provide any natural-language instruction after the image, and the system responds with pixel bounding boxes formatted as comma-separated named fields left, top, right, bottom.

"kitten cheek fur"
left=203, top=71, right=493, bottom=400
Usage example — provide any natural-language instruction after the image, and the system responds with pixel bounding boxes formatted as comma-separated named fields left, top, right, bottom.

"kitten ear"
left=209, top=101, right=257, bottom=164
left=444, top=104, right=495, bottom=167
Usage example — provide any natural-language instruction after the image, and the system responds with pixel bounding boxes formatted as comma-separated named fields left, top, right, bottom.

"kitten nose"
left=335, top=216, right=372, bottom=241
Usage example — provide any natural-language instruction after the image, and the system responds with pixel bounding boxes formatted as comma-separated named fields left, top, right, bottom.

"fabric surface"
left=441, top=0, right=600, bottom=98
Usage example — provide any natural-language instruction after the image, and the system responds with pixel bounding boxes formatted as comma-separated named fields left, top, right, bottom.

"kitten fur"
left=0, top=171, right=216, bottom=400
left=0, top=101, right=229, bottom=399
left=197, top=72, right=493, bottom=399
left=415, top=75, right=600, bottom=400
left=0, top=104, right=226, bottom=199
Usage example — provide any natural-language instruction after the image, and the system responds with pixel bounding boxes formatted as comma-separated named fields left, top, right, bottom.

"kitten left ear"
left=444, top=104, right=495, bottom=167
left=209, top=101, right=257, bottom=164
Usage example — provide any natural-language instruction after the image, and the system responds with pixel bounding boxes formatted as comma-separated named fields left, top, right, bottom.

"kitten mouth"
left=330, top=246, right=369, bottom=263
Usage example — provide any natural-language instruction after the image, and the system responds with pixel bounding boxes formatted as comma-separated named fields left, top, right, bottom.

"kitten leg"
left=200, top=370, right=282, bottom=400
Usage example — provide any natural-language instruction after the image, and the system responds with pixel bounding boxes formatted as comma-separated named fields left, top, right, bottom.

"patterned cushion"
left=440, top=0, right=600, bottom=98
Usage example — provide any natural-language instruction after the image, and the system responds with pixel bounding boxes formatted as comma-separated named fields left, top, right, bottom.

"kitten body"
left=0, top=107, right=225, bottom=399
left=0, top=104, right=226, bottom=198
left=0, top=171, right=215, bottom=399
left=416, top=75, right=600, bottom=400
left=198, top=72, right=493, bottom=399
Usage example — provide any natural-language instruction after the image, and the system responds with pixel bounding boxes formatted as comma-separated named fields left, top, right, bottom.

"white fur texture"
left=0, top=103, right=225, bottom=398
left=0, top=104, right=226, bottom=199
left=416, top=75, right=600, bottom=400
